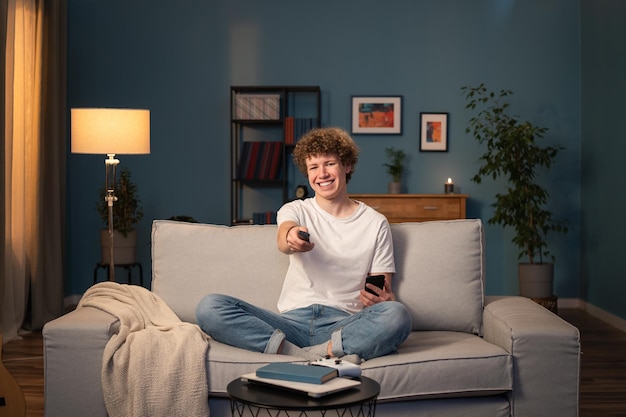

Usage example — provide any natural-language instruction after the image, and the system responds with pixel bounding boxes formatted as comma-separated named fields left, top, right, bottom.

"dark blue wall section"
left=581, top=0, right=626, bottom=321
left=67, top=1, right=589, bottom=311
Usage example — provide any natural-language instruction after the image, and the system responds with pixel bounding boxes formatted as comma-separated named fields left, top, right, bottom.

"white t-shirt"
left=276, top=198, right=395, bottom=314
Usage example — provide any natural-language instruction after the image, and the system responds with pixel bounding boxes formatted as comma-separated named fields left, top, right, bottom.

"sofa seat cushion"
left=204, top=340, right=308, bottom=396
left=204, top=331, right=511, bottom=401
left=364, top=331, right=512, bottom=401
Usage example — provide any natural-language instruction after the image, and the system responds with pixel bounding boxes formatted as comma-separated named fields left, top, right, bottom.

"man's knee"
left=195, top=293, right=230, bottom=329
left=382, top=301, right=412, bottom=337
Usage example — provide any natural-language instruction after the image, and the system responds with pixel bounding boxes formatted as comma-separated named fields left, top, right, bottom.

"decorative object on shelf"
left=295, top=185, right=309, bottom=199
left=420, top=112, right=449, bottom=152
left=234, top=94, right=280, bottom=120
left=351, top=96, right=402, bottom=134
left=96, top=167, right=144, bottom=265
left=72, top=108, right=150, bottom=281
left=444, top=178, right=454, bottom=194
left=462, top=83, right=568, bottom=298
left=383, top=147, right=406, bottom=194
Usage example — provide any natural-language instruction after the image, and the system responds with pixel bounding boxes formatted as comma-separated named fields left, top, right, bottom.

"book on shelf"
left=255, top=362, right=338, bottom=385
left=285, top=117, right=316, bottom=145
left=238, top=141, right=282, bottom=181
left=252, top=211, right=277, bottom=225
left=246, top=142, right=261, bottom=180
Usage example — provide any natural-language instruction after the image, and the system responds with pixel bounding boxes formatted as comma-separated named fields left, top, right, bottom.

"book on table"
left=255, top=362, right=337, bottom=384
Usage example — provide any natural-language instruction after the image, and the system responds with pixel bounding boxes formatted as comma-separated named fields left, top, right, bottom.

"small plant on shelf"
left=383, top=147, right=406, bottom=184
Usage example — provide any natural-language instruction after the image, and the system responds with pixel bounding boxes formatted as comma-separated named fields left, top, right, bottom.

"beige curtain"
left=1, top=0, right=66, bottom=343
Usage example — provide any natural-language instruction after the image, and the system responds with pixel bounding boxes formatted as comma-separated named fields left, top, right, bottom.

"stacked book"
left=256, top=363, right=337, bottom=384
left=241, top=362, right=362, bottom=398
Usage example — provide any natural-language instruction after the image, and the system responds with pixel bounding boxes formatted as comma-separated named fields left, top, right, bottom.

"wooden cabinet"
left=349, top=194, right=468, bottom=223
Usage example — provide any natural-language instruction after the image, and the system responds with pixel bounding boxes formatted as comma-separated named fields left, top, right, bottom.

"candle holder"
left=444, top=179, right=454, bottom=194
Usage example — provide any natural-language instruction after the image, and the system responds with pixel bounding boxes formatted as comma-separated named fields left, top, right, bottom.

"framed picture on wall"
left=351, top=96, right=402, bottom=134
left=419, top=112, right=449, bottom=152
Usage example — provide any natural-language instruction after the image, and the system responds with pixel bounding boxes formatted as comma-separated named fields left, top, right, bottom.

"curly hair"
left=292, top=127, right=359, bottom=183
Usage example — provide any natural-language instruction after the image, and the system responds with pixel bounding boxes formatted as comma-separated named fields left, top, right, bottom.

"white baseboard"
left=581, top=301, right=626, bottom=333
left=557, top=297, right=583, bottom=309
left=559, top=297, right=626, bottom=333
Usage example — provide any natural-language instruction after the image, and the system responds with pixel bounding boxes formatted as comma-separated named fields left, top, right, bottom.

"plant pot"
left=388, top=182, right=401, bottom=194
left=518, top=262, right=554, bottom=298
left=100, top=229, right=137, bottom=265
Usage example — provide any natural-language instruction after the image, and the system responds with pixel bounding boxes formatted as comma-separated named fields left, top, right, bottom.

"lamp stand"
left=105, top=154, right=119, bottom=281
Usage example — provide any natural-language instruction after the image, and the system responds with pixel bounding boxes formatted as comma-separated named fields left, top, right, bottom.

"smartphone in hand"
left=365, top=275, right=385, bottom=295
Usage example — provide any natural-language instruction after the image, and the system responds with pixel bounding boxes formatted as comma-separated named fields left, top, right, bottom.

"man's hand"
left=360, top=274, right=395, bottom=307
left=278, top=222, right=314, bottom=254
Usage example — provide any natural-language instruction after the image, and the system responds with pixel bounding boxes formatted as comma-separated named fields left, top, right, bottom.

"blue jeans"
left=195, top=294, right=412, bottom=360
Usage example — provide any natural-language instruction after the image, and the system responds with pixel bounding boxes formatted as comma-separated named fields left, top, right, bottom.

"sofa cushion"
left=364, top=331, right=511, bottom=401
left=391, top=220, right=485, bottom=334
left=203, top=330, right=511, bottom=401
left=151, top=219, right=485, bottom=333
left=151, top=221, right=287, bottom=323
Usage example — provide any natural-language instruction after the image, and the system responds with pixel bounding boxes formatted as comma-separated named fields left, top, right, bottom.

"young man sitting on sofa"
left=196, top=127, right=412, bottom=363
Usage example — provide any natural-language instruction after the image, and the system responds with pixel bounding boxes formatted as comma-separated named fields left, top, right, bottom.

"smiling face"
left=305, top=154, right=352, bottom=200
left=293, top=127, right=359, bottom=185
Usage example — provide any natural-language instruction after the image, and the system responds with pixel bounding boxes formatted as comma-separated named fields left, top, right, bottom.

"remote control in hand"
left=298, top=230, right=310, bottom=242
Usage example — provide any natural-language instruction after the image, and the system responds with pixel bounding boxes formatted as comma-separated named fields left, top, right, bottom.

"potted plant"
left=383, top=147, right=406, bottom=194
left=97, top=167, right=144, bottom=264
left=462, top=83, right=568, bottom=298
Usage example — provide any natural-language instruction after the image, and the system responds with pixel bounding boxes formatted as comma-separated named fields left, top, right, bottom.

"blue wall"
left=67, top=1, right=585, bottom=308
left=581, top=0, right=626, bottom=320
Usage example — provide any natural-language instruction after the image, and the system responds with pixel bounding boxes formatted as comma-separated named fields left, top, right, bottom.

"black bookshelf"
left=230, top=86, right=321, bottom=225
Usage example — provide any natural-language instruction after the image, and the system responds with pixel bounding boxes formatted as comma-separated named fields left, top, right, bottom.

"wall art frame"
left=351, top=96, right=402, bottom=134
left=419, top=112, right=449, bottom=152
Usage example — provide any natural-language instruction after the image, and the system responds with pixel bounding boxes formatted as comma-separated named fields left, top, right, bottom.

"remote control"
left=310, top=356, right=362, bottom=377
left=298, top=230, right=310, bottom=242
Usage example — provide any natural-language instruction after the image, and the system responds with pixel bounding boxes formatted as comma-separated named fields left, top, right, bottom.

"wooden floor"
left=1, top=308, right=625, bottom=417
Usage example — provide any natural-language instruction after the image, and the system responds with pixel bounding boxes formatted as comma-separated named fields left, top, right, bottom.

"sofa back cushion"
left=390, top=220, right=484, bottom=334
left=151, top=221, right=287, bottom=323
left=151, top=219, right=485, bottom=334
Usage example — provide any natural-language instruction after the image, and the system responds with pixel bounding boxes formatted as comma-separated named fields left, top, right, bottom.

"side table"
left=93, top=262, right=143, bottom=286
left=530, top=295, right=558, bottom=314
left=227, top=376, right=379, bottom=417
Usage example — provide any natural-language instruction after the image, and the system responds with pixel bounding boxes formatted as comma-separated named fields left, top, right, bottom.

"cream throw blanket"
left=78, top=282, right=210, bottom=417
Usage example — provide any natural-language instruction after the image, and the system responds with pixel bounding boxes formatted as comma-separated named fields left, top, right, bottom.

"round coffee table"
left=227, top=376, right=380, bottom=417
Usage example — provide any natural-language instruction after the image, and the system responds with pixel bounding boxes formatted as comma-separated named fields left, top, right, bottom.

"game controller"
left=311, top=356, right=362, bottom=377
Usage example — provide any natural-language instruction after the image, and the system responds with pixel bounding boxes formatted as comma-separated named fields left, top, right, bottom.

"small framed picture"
left=420, top=112, right=449, bottom=152
left=351, top=96, right=402, bottom=135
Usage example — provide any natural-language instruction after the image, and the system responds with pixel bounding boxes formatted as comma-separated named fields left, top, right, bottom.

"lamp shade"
left=71, top=108, right=150, bottom=155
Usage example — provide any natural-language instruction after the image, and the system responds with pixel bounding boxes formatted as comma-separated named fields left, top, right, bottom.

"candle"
left=444, top=178, right=454, bottom=194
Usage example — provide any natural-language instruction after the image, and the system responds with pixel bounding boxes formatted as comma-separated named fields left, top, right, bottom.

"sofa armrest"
left=483, top=296, right=580, bottom=417
left=43, top=306, right=119, bottom=417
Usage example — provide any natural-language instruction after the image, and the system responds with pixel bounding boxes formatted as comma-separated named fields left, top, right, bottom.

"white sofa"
left=43, top=219, right=580, bottom=417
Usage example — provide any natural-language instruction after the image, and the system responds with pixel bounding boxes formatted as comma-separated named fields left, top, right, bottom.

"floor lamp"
left=71, top=108, right=150, bottom=281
